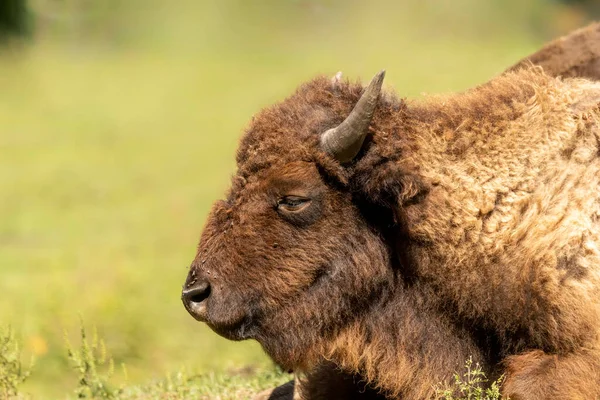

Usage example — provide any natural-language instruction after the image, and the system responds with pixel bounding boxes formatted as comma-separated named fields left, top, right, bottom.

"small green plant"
left=65, top=323, right=120, bottom=399
left=437, top=358, right=504, bottom=400
left=0, top=326, right=33, bottom=399
left=63, top=322, right=289, bottom=399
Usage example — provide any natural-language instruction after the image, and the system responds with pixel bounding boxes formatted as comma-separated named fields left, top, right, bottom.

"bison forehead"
left=235, top=131, right=316, bottom=181
left=233, top=76, right=368, bottom=181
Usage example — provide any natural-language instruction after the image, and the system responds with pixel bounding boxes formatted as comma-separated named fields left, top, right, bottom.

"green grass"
left=1, top=323, right=291, bottom=399
left=0, top=0, right=587, bottom=398
left=0, top=326, right=34, bottom=399
left=1, top=323, right=502, bottom=399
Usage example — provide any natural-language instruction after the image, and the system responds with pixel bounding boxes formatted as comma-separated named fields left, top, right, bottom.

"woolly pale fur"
left=184, top=65, right=600, bottom=399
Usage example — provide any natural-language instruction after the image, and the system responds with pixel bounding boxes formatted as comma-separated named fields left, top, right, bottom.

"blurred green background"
left=0, top=0, right=596, bottom=397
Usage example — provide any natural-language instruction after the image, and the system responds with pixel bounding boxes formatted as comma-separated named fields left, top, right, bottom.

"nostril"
left=182, top=281, right=211, bottom=305
left=190, top=286, right=211, bottom=304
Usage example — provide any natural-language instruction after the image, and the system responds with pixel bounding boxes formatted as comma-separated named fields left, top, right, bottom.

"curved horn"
left=320, top=70, right=385, bottom=163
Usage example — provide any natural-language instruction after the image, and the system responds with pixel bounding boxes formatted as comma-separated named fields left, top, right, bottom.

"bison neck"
left=323, top=282, right=486, bottom=399
left=368, top=69, right=600, bottom=354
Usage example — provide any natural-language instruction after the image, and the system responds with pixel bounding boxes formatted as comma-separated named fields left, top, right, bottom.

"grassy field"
left=0, top=0, right=589, bottom=398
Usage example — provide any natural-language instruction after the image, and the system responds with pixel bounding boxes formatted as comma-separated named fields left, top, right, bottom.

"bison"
left=508, top=22, right=600, bottom=80
left=182, top=25, right=600, bottom=399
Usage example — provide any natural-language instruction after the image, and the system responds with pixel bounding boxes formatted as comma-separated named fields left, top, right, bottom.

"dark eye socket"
left=277, top=196, right=311, bottom=212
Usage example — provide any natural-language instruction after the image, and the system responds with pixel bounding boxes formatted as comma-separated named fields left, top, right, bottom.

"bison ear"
left=320, top=70, right=385, bottom=163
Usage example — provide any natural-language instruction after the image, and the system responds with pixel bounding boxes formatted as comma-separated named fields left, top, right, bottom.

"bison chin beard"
left=205, top=315, right=257, bottom=342
left=253, top=258, right=395, bottom=372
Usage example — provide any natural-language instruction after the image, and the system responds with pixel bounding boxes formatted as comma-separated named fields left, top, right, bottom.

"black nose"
left=182, top=281, right=211, bottom=321
left=183, top=281, right=211, bottom=303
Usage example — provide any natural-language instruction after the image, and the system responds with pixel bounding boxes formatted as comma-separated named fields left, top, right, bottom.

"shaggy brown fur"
left=509, top=22, right=600, bottom=80
left=183, top=46, right=600, bottom=400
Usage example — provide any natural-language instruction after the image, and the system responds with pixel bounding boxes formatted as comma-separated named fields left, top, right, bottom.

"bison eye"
left=277, top=196, right=311, bottom=212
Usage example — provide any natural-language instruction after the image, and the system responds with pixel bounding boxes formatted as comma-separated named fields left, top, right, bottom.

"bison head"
left=182, top=72, right=402, bottom=369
